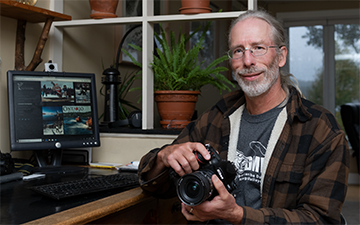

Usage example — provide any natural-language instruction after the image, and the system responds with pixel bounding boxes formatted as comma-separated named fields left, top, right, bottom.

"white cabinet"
left=49, top=0, right=257, bottom=130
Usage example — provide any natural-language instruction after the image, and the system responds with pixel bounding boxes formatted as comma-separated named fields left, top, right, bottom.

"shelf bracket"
left=15, top=17, right=54, bottom=71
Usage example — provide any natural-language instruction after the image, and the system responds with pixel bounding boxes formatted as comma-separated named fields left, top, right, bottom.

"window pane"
left=289, top=26, right=324, bottom=105
left=335, top=24, right=360, bottom=129
left=190, top=21, right=215, bottom=69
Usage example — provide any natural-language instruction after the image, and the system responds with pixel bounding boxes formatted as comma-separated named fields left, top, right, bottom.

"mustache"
left=236, top=66, right=266, bottom=76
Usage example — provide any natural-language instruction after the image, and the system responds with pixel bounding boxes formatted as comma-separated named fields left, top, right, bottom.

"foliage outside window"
left=300, top=24, right=360, bottom=130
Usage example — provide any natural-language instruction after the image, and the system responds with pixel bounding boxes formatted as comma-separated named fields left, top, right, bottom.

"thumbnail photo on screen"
left=41, top=81, right=74, bottom=103
left=42, top=106, right=93, bottom=136
left=75, top=82, right=91, bottom=104
left=42, top=106, right=64, bottom=135
left=63, top=105, right=93, bottom=135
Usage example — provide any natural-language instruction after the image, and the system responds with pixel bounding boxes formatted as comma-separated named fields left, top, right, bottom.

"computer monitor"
left=7, top=70, right=100, bottom=173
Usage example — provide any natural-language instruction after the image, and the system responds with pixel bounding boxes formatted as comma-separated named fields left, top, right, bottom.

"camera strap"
left=14, top=162, right=34, bottom=175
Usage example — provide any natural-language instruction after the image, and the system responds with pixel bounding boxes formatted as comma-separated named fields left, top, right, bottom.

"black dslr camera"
left=0, top=151, right=14, bottom=175
left=171, top=144, right=237, bottom=206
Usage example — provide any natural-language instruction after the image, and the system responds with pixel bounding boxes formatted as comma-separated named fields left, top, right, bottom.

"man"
left=138, top=10, right=350, bottom=224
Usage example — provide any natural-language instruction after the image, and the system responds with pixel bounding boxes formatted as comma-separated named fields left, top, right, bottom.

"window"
left=190, top=21, right=215, bottom=69
left=278, top=9, right=359, bottom=129
left=289, top=26, right=324, bottom=104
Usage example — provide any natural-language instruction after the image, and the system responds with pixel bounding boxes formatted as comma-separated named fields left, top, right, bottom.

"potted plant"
left=123, top=21, right=234, bottom=129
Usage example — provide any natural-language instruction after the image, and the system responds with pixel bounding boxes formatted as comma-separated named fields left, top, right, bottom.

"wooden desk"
left=24, top=187, right=186, bottom=224
left=0, top=167, right=186, bottom=224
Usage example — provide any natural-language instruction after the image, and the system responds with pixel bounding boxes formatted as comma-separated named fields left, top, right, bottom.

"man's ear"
left=278, top=46, right=287, bottom=68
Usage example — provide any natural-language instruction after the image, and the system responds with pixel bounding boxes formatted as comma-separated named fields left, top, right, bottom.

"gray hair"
left=228, top=10, right=287, bottom=52
left=229, top=10, right=303, bottom=97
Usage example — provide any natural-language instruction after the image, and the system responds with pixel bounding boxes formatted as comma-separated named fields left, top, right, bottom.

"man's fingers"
left=212, top=174, right=229, bottom=197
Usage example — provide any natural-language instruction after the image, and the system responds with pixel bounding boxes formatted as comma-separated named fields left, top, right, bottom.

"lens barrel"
left=176, top=170, right=214, bottom=206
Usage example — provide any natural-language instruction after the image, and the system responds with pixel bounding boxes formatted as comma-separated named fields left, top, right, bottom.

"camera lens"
left=176, top=171, right=213, bottom=206
left=49, top=64, right=55, bottom=70
left=186, top=181, right=201, bottom=198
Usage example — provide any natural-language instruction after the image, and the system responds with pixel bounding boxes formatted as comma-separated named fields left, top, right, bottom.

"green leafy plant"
left=123, top=21, right=234, bottom=93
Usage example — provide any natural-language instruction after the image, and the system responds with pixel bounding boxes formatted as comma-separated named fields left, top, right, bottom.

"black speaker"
left=128, top=110, right=142, bottom=128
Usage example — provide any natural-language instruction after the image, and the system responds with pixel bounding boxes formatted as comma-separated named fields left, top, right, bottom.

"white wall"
left=0, top=1, right=50, bottom=158
left=94, top=133, right=177, bottom=165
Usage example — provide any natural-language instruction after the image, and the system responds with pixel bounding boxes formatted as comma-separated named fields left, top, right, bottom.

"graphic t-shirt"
left=233, top=104, right=284, bottom=209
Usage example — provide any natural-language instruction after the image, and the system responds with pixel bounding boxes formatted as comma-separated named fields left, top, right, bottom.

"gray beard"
left=235, top=57, right=279, bottom=98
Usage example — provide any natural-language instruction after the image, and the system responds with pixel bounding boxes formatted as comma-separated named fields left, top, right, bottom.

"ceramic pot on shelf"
left=179, top=0, right=211, bottom=14
left=154, top=90, right=200, bottom=129
left=89, top=0, right=119, bottom=19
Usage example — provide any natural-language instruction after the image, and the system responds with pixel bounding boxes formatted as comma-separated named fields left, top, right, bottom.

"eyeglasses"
left=227, top=45, right=280, bottom=59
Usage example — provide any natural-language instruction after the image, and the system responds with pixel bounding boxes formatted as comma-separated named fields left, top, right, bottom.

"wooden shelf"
left=0, top=0, right=71, bottom=23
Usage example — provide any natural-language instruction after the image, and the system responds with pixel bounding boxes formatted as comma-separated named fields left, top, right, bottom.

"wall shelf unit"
left=50, top=0, right=257, bottom=130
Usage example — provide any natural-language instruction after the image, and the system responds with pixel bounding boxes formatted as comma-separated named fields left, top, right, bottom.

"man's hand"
left=159, top=142, right=211, bottom=177
left=181, top=175, right=243, bottom=224
left=145, top=142, right=211, bottom=180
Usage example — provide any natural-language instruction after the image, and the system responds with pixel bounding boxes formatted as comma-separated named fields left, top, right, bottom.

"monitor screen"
left=7, top=70, right=100, bottom=170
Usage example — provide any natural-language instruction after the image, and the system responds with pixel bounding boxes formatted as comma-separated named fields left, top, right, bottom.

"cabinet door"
left=89, top=197, right=158, bottom=224
left=158, top=197, right=187, bottom=224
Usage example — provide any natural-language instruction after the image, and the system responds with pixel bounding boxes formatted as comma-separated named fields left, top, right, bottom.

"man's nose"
left=242, top=49, right=256, bottom=67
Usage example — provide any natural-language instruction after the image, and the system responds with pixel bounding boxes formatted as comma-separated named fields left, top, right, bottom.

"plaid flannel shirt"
left=138, top=86, right=350, bottom=224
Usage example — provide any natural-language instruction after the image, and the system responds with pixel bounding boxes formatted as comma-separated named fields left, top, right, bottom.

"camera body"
left=0, top=151, right=14, bottom=175
left=171, top=144, right=237, bottom=206
left=44, top=61, right=58, bottom=72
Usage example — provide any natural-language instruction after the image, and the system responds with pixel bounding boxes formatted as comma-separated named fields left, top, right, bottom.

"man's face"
left=229, top=18, right=284, bottom=98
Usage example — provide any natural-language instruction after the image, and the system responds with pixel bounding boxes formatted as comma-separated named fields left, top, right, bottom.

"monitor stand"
left=33, top=149, right=85, bottom=174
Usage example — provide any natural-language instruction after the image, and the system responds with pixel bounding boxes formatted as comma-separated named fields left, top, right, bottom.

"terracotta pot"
left=89, top=0, right=119, bottom=19
left=179, top=0, right=211, bottom=14
left=154, top=90, right=200, bottom=129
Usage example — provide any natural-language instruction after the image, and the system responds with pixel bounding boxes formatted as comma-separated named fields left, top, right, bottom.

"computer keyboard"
left=29, top=172, right=139, bottom=200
